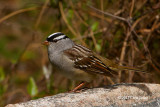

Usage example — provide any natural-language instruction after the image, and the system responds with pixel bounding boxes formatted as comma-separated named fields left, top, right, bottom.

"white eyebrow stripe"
left=48, top=32, right=61, bottom=38
left=54, top=35, right=66, bottom=40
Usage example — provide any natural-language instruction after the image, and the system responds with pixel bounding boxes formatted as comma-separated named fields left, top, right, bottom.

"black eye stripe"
left=46, top=32, right=68, bottom=42
left=52, top=36, right=68, bottom=42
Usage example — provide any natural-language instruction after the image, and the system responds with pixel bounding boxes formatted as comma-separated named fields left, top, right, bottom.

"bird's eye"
left=52, top=39, right=58, bottom=42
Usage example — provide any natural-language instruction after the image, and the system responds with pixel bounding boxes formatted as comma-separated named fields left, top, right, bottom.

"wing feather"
left=64, top=44, right=118, bottom=77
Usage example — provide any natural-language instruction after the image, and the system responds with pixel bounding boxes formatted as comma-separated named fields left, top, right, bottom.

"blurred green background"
left=0, top=0, right=160, bottom=106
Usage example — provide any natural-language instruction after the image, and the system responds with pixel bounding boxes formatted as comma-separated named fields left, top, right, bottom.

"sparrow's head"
left=43, top=32, right=74, bottom=52
left=43, top=32, right=69, bottom=46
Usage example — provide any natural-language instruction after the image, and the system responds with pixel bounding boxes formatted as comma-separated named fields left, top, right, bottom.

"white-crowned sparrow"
left=43, top=32, right=145, bottom=91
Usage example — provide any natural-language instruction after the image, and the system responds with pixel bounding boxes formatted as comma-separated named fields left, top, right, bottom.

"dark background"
left=0, top=0, right=160, bottom=106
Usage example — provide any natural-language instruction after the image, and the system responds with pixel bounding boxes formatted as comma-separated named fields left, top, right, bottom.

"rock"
left=5, top=83, right=160, bottom=107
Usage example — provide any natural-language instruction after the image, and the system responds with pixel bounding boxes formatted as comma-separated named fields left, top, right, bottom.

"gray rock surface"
left=6, top=83, right=160, bottom=107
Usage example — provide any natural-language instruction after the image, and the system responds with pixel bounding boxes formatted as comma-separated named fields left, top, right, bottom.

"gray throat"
left=48, top=38, right=75, bottom=69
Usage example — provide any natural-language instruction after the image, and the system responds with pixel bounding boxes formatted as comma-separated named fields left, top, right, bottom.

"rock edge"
left=6, top=83, right=160, bottom=107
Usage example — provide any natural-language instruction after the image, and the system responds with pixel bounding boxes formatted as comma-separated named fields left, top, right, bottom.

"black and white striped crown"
left=47, top=32, right=69, bottom=42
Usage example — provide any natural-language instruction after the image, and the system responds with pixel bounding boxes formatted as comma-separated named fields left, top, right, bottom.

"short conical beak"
left=42, top=40, right=49, bottom=46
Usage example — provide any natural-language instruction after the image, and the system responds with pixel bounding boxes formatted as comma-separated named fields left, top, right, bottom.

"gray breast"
left=48, top=38, right=75, bottom=71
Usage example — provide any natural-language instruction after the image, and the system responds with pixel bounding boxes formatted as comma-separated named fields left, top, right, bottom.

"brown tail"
left=117, top=66, right=150, bottom=74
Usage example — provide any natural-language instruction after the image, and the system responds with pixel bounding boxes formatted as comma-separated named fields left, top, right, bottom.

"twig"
left=145, top=15, right=159, bottom=44
left=90, top=30, right=97, bottom=52
left=0, top=7, right=37, bottom=24
left=35, top=0, right=49, bottom=29
left=73, top=27, right=107, bottom=41
left=59, top=2, right=86, bottom=46
left=88, top=5, right=154, bottom=81
left=69, top=0, right=88, bottom=27
left=129, top=0, right=135, bottom=18
left=59, top=2, right=77, bottom=37
left=88, top=5, right=126, bottom=22
left=118, top=0, right=135, bottom=82
left=118, top=29, right=130, bottom=82
left=88, top=5, right=152, bottom=62
left=87, top=10, right=112, bottom=23
left=128, top=0, right=135, bottom=83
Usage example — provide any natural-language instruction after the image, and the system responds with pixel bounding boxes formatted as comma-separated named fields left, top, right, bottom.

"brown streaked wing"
left=64, top=44, right=118, bottom=77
